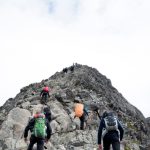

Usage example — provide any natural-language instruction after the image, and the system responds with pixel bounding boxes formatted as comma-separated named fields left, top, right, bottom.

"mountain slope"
left=0, top=64, right=149, bottom=150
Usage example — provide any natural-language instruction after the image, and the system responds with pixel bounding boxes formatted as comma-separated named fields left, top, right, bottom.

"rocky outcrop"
left=0, top=64, right=149, bottom=150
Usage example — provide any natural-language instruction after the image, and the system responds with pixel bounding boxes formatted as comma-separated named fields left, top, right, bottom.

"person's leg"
left=41, top=94, right=44, bottom=104
left=45, top=93, right=48, bottom=101
left=103, top=135, right=111, bottom=150
left=112, top=141, right=120, bottom=150
left=79, top=114, right=85, bottom=130
left=111, top=132, right=120, bottom=150
left=37, top=138, right=45, bottom=150
left=27, top=136, right=36, bottom=150
left=41, top=93, right=47, bottom=104
left=103, top=141, right=111, bottom=150
left=43, top=93, right=46, bottom=100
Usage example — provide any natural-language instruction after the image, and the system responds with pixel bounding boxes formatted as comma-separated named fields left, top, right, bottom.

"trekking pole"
left=44, top=145, right=47, bottom=149
left=96, top=110, right=101, bottom=120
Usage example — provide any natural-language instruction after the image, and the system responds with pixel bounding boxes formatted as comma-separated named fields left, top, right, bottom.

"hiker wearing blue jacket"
left=98, top=111, right=124, bottom=150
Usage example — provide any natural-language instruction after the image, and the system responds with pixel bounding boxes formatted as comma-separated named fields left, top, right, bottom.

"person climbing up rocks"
left=98, top=111, right=124, bottom=150
left=40, top=85, right=51, bottom=104
left=43, top=106, right=52, bottom=123
left=74, top=99, right=89, bottom=130
left=70, top=65, right=74, bottom=72
left=24, top=108, right=52, bottom=150
left=63, top=67, right=68, bottom=73
left=90, top=102, right=101, bottom=119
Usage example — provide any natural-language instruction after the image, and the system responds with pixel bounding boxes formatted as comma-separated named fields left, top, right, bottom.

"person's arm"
left=83, top=104, right=89, bottom=116
left=24, top=118, right=35, bottom=138
left=98, top=119, right=104, bottom=144
left=98, top=119, right=105, bottom=149
left=48, top=92, right=50, bottom=97
left=40, top=90, right=43, bottom=97
left=46, top=112, right=52, bottom=122
left=46, top=120, right=52, bottom=140
left=83, top=107, right=89, bottom=116
left=118, top=120, right=124, bottom=141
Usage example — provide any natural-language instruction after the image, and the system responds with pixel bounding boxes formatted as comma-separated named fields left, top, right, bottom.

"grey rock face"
left=0, top=107, right=31, bottom=150
left=0, top=64, right=149, bottom=150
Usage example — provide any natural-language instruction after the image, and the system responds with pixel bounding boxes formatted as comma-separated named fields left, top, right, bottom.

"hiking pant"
left=42, top=93, right=48, bottom=100
left=103, top=132, right=120, bottom=150
left=41, top=93, right=49, bottom=104
left=79, top=113, right=86, bottom=130
left=27, top=135, right=44, bottom=150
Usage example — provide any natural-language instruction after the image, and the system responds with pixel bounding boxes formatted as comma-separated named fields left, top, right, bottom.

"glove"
left=45, top=138, right=49, bottom=144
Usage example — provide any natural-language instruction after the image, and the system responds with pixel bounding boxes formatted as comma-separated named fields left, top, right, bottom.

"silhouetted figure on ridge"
left=63, top=68, right=68, bottom=73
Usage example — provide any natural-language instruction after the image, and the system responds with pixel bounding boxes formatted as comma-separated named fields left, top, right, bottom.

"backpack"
left=74, top=103, right=84, bottom=117
left=43, top=86, right=49, bottom=92
left=33, top=114, right=46, bottom=138
left=104, top=113, right=118, bottom=131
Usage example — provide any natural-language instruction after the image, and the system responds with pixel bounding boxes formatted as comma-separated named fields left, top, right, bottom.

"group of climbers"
left=73, top=99, right=124, bottom=150
left=23, top=85, right=52, bottom=150
left=24, top=85, right=124, bottom=150
left=62, top=63, right=75, bottom=73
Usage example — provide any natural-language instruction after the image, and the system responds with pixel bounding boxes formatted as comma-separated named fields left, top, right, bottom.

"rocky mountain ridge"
left=0, top=64, right=149, bottom=150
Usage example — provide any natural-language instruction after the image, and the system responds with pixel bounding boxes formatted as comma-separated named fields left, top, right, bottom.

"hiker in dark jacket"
left=43, top=106, right=52, bottom=123
left=90, top=102, right=101, bottom=119
left=24, top=110, right=52, bottom=150
left=98, top=111, right=124, bottom=150
left=63, top=67, right=68, bottom=73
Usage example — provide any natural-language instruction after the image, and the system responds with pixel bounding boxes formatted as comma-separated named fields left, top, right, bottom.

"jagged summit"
left=0, top=64, right=149, bottom=150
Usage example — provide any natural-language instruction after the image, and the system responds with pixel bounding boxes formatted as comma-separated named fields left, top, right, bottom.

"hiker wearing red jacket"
left=40, top=86, right=50, bottom=103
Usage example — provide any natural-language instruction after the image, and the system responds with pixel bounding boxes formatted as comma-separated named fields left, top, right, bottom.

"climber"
left=40, top=85, right=50, bottom=104
left=90, top=102, right=101, bottom=119
left=63, top=67, right=68, bottom=73
left=98, top=111, right=124, bottom=150
left=74, top=100, right=89, bottom=130
left=24, top=108, right=52, bottom=150
left=70, top=65, right=74, bottom=72
left=43, top=106, right=52, bottom=123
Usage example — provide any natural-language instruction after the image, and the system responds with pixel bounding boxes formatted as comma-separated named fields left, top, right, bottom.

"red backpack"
left=43, top=86, right=49, bottom=92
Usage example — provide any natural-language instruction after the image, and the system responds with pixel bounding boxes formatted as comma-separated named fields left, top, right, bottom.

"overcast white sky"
left=0, top=0, right=150, bottom=117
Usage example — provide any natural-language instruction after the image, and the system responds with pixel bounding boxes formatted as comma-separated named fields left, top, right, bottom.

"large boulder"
left=0, top=107, right=31, bottom=150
